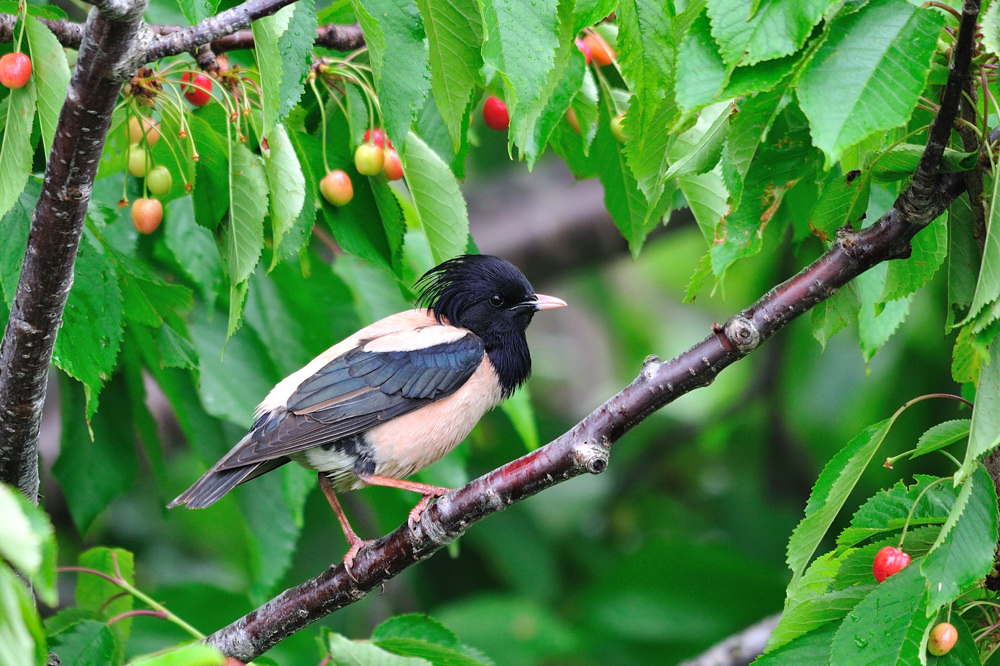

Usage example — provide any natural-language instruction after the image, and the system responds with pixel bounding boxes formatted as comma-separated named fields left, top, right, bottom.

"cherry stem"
left=898, top=476, right=951, bottom=549
left=107, top=609, right=168, bottom=625
left=308, top=77, right=329, bottom=173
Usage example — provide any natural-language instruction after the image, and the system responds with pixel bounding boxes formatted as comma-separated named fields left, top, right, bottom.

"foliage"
left=1, top=0, right=1000, bottom=663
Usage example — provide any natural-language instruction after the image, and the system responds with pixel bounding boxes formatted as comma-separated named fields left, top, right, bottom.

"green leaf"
left=0, top=483, right=57, bottom=605
left=52, top=233, right=125, bottom=419
left=829, top=564, right=931, bottom=664
left=706, top=0, right=834, bottom=67
left=722, top=86, right=785, bottom=208
left=129, top=643, right=226, bottom=666
left=756, top=623, right=837, bottom=665
left=770, top=588, right=867, bottom=652
left=786, top=417, right=893, bottom=583
left=912, top=419, right=970, bottom=460
left=810, top=279, right=861, bottom=350
left=277, top=0, right=316, bottom=122
left=675, top=10, right=726, bottom=110
left=807, top=169, right=871, bottom=241
left=53, top=376, right=139, bottom=534
left=190, top=114, right=230, bottom=230
left=922, top=464, right=999, bottom=612
left=985, top=0, right=1000, bottom=60
left=663, top=103, right=729, bottom=183
left=373, top=614, right=493, bottom=665
left=0, top=566, right=46, bottom=666
left=75, top=547, right=135, bottom=644
left=0, top=70, right=36, bottom=220
left=401, top=131, right=469, bottom=263
left=957, top=339, right=1000, bottom=482
left=481, top=0, right=560, bottom=156
left=417, top=0, right=482, bottom=152
left=525, top=46, right=584, bottom=170
left=951, top=323, right=984, bottom=385
left=499, top=386, right=539, bottom=451
left=678, top=171, right=728, bottom=243
left=48, top=619, right=124, bottom=666
left=871, top=144, right=978, bottom=182
left=354, top=0, right=430, bottom=152
left=710, top=104, right=816, bottom=276
left=594, top=96, right=671, bottom=257
left=617, top=0, right=678, bottom=202
left=263, top=123, right=306, bottom=259
left=857, top=263, right=910, bottom=363
left=252, top=9, right=287, bottom=137
left=224, top=142, right=268, bottom=287
left=177, top=0, right=220, bottom=25
left=164, top=196, right=223, bottom=310
left=370, top=177, right=407, bottom=274
left=797, top=0, right=944, bottom=166
left=0, top=178, right=36, bottom=307
left=116, top=255, right=194, bottom=328
left=327, top=631, right=432, bottom=665
left=947, top=191, right=980, bottom=327
left=25, top=16, right=71, bottom=158
left=963, top=174, right=1000, bottom=331
left=836, top=476, right=955, bottom=548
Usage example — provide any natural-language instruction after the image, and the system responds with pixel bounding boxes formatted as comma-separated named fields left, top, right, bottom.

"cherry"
left=181, top=72, right=213, bottom=107
left=354, top=144, right=385, bottom=176
left=128, top=146, right=149, bottom=178
left=482, top=96, right=509, bottom=131
left=320, top=170, right=353, bottom=206
left=146, top=165, right=173, bottom=196
left=0, top=52, right=31, bottom=89
left=610, top=114, right=625, bottom=143
left=582, top=33, right=615, bottom=67
left=363, top=128, right=392, bottom=149
left=565, top=108, right=581, bottom=135
left=575, top=38, right=592, bottom=64
left=128, top=116, right=160, bottom=148
left=382, top=148, right=403, bottom=181
left=928, top=622, right=957, bottom=656
left=872, top=546, right=910, bottom=583
left=131, top=198, right=163, bottom=234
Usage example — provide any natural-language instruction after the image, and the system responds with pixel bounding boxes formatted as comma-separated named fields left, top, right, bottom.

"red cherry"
left=575, top=38, right=592, bottom=64
left=354, top=144, right=385, bottom=176
left=181, top=72, right=213, bottom=107
left=0, top=52, right=31, bottom=89
left=382, top=148, right=403, bottom=181
left=482, top=96, right=509, bottom=131
left=363, top=128, right=392, bottom=149
left=928, top=622, right=957, bottom=656
left=582, top=33, right=615, bottom=67
left=872, top=546, right=910, bottom=583
left=320, top=170, right=353, bottom=206
left=131, top=198, right=163, bottom=234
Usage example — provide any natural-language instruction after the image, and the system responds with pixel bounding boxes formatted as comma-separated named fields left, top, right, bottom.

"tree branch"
left=144, top=0, right=298, bottom=61
left=204, top=4, right=982, bottom=659
left=678, top=614, right=781, bottom=666
left=0, top=3, right=150, bottom=499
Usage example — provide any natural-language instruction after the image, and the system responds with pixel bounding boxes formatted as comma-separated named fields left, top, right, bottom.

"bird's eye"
left=489, top=294, right=505, bottom=308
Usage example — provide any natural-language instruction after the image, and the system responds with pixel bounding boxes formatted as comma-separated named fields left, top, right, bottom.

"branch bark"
left=0, top=2, right=153, bottom=499
left=204, top=3, right=982, bottom=659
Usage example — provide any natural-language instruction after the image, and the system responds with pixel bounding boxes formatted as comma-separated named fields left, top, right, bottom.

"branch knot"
left=724, top=316, right=760, bottom=353
left=574, top=441, right=609, bottom=475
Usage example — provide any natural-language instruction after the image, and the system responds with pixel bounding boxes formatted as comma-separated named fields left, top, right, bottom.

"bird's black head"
left=415, top=255, right=565, bottom=395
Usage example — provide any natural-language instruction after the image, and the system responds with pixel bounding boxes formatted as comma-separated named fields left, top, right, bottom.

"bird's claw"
left=340, top=538, right=372, bottom=582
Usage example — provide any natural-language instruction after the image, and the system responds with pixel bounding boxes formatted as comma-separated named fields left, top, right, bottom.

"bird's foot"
left=406, top=490, right=449, bottom=536
left=340, top=536, right=373, bottom=582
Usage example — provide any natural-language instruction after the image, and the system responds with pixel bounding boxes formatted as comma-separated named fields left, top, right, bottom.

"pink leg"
left=318, top=473, right=370, bottom=574
left=357, top=473, right=452, bottom=527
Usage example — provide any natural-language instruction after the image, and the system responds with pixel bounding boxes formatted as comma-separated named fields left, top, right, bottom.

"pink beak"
left=530, top=293, right=568, bottom=310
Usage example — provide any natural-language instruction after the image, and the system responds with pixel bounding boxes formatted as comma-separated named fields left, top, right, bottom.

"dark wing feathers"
left=213, top=334, right=484, bottom=470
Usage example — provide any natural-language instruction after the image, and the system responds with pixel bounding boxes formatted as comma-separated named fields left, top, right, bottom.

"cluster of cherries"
left=319, top=129, right=403, bottom=207
left=478, top=30, right=624, bottom=143
left=873, top=546, right=957, bottom=656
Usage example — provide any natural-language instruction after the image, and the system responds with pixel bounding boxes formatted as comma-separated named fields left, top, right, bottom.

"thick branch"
left=0, top=14, right=84, bottom=48
left=145, top=0, right=298, bottom=61
left=208, top=22, right=365, bottom=53
left=205, top=4, right=981, bottom=659
left=679, top=614, right=781, bottom=666
left=0, top=4, right=149, bottom=498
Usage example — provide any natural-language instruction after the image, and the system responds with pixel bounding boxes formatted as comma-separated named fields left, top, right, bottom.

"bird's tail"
left=167, top=457, right=289, bottom=509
